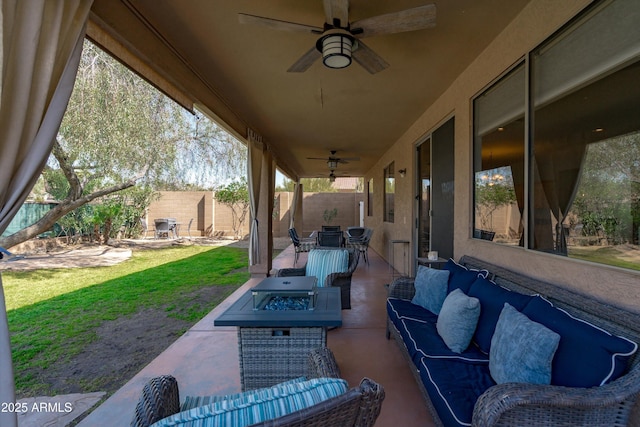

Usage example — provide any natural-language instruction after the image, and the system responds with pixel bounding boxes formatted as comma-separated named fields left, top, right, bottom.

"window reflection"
left=473, top=64, right=525, bottom=246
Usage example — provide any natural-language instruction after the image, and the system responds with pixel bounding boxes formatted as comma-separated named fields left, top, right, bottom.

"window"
left=384, top=162, right=395, bottom=222
left=530, top=0, right=640, bottom=268
left=367, top=178, right=373, bottom=216
left=472, top=0, right=640, bottom=271
left=473, top=64, right=525, bottom=246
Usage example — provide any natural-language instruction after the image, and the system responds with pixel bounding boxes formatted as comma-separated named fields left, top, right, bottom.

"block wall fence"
left=147, top=191, right=365, bottom=239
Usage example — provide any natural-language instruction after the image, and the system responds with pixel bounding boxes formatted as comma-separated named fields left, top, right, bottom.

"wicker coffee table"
left=215, top=277, right=342, bottom=390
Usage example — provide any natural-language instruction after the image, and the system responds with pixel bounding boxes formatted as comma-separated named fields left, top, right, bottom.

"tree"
left=214, top=178, right=250, bottom=240
left=475, top=168, right=517, bottom=231
left=0, top=40, right=246, bottom=249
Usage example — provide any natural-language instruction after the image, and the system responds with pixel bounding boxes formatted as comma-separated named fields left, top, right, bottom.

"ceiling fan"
left=238, top=0, right=436, bottom=74
left=307, top=150, right=360, bottom=170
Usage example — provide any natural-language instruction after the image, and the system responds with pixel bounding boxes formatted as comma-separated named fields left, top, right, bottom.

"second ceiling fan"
left=239, top=0, right=436, bottom=74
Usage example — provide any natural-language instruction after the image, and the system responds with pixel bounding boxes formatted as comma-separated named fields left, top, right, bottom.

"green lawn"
left=569, top=246, right=640, bottom=271
left=2, top=245, right=249, bottom=396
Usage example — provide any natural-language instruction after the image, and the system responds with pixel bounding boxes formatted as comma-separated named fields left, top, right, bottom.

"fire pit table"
left=214, top=276, right=342, bottom=390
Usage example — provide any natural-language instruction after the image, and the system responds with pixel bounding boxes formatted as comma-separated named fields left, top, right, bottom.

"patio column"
left=0, top=2, right=93, bottom=426
left=247, top=130, right=274, bottom=277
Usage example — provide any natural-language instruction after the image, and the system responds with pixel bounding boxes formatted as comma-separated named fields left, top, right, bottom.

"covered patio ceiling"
left=88, top=0, right=531, bottom=179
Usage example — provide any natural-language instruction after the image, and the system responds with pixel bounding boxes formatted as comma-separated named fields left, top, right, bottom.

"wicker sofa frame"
left=131, top=348, right=384, bottom=427
left=386, top=255, right=640, bottom=427
left=276, top=247, right=359, bottom=309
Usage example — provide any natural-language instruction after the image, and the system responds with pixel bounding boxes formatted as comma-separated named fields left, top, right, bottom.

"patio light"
left=317, top=29, right=355, bottom=69
left=327, top=159, right=339, bottom=169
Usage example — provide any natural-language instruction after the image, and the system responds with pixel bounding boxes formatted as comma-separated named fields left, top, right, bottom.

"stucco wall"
left=363, top=0, right=640, bottom=314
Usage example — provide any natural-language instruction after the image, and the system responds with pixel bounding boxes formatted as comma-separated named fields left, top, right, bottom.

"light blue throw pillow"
left=306, top=249, right=349, bottom=287
left=490, top=303, right=560, bottom=385
left=411, top=265, right=450, bottom=314
left=436, top=289, right=481, bottom=353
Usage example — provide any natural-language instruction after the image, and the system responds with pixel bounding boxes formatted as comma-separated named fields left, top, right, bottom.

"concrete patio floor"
left=77, top=243, right=434, bottom=426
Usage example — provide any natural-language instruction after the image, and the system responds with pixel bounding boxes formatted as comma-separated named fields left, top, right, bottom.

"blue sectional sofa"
left=386, top=256, right=640, bottom=427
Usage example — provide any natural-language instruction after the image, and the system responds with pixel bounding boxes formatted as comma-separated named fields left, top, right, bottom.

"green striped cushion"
left=151, top=377, right=348, bottom=427
left=180, top=377, right=308, bottom=410
left=306, top=249, right=349, bottom=287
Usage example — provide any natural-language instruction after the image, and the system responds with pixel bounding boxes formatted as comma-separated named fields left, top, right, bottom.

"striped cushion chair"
left=130, top=348, right=385, bottom=427
left=276, top=248, right=360, bottom=309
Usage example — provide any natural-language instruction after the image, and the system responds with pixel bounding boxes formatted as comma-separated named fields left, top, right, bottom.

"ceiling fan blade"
left=287, top=47, right=321, bottom=72
left=352, top=41, right=389, bottom=74
left=238, top=13, right=323, bottom=34
left=351, top=4, right=436, bottom=38
left=323, top=0, right=349, bottom=27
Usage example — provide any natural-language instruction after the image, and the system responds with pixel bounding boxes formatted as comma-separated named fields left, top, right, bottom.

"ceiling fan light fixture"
left=327, top=159, right=339, bottom=169
left=317, top=29, right=354, bottom=69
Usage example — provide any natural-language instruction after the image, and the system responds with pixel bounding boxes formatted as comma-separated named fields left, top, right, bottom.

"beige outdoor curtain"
left=289, top=181, right=301, bottom=230
left=0, top=1, right=92, bottom=425
left=247, top=129, right=263, bottom=266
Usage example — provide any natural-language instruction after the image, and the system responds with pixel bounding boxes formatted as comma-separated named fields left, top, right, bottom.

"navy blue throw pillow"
left=522, top=296, right=638, bottom=388
left=444, top=259, right=489, bottom=294
left=467, top=277, right=533, bottom=354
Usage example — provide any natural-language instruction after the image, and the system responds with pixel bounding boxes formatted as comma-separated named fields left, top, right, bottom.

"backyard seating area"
left=78, top=242, right=431, bottom=427
left=77, top=240, right=640, bottom=427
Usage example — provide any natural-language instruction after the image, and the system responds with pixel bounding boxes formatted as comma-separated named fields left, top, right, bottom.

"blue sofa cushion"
left=444, top=259, right=489, bottom=294
left=490, top=303, right=560, bottom=385
left=306, top=249, right=349, bottom=287
left=411, top=266, right=450, bottom=314
left=522, top=295, right=638, bottom=387
left=437, top=289, right=481, bottom=353
left=387, top=298, right=488, bottom=365
left=418, top=356, right=495, bottom=427
left=468, top=277, right=534, bottom=354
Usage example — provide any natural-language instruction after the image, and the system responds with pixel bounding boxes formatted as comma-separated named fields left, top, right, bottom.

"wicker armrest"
left=275, top=267, right=307, bottom=277
left=387, top=276, right=416, bottom=300
left=307, top=347, right=341, bottom=379
left=472, top=363, right=640, bottom=426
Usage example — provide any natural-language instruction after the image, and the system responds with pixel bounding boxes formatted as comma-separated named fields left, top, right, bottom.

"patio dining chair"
left=288, top=228, right=316, bottom=265
left=347, top=228, right=373, bottom=265
left=140, top=218, right=151, bottom=239
left=186, top=218, right=194, bottom=240
left=317, top=231, right=343, bottom=247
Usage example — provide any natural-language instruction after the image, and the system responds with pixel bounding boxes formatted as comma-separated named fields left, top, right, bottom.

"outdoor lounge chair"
left=130, top=348, right=384, bottom=427
left=276, top=247, right=359, bottom=309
